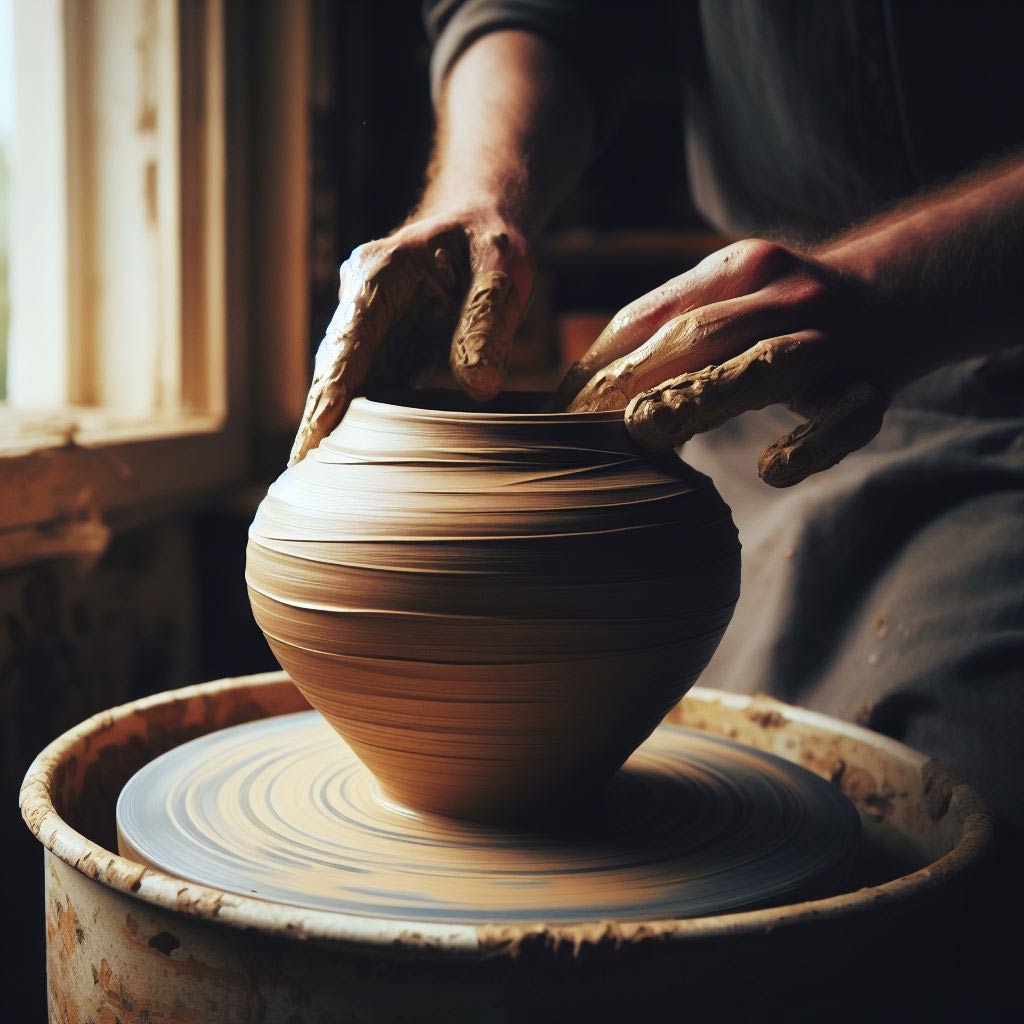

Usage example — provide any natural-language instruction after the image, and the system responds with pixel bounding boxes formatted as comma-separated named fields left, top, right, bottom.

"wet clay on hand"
left=289, top=245, right=457, bottom=468
left=449, top=268, right=515, bottom=399
left=248, top=393, right=741, bottom=822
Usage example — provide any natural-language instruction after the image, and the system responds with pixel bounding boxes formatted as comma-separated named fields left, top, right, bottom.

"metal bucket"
left=21, top=672, right=993, bottom=1021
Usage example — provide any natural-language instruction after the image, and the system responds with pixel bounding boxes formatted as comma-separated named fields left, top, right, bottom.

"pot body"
left=246, top=396, right=741, bottom=819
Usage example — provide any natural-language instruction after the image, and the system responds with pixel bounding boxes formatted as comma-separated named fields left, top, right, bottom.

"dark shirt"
left=425, top=0, right=1024, bottom=240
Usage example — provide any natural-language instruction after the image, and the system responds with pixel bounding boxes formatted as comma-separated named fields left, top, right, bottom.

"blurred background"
left=1, top=0, right=723, bottom=1003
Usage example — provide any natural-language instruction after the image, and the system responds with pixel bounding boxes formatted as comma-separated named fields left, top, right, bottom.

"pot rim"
left=20, top=672, right=994, bottom=962
left=351, top=391, right=628, bottom=423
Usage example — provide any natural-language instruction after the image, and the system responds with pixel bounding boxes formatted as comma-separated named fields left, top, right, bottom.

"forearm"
left=820, top=154, right=1024, bottom=374
left=416, top=30, right=597, bottom=240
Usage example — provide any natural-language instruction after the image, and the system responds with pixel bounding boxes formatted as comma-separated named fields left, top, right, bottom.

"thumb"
left=449, top=231, right=531, bottom=401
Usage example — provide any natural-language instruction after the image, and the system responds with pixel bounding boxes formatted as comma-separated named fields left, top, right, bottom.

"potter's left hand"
left=561, top=239, right=889, bottom=488
left=563, top=154, right=1024, bottom=487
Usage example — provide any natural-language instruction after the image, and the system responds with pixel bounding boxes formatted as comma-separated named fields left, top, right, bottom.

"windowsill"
left=0, top=404, right=228, bottom=456
left=0, top=405, right=248, bottom=570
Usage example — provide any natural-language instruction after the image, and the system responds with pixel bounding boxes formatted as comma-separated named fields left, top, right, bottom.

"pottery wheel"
left=117, top=712, right=860, bottom=924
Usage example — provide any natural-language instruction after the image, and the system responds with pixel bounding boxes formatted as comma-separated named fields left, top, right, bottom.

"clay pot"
left=246, top=392, right=740, bottom=821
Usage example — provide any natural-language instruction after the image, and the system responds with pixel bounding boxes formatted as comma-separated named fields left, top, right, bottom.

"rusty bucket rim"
left=20, top=672, right=995, bottom=961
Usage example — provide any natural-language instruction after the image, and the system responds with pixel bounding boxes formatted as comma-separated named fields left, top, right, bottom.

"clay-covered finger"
left=559, top=240, right=802, bottom=405
left=757, top=381, right=888, bottom=487
left=449, top=232, right=529, bottom=400
left=288, top=247, right=425, bottom=466
left=567, top=287, right=803, bottom=413
left=624, top=332, right=827, bottom=449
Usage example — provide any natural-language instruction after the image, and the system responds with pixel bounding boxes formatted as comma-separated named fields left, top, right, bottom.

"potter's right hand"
left=288, top=210, right=533, bottom=466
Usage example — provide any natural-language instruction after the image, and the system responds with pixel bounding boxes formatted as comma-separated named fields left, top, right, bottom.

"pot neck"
left=326, top=395, right=642, bottom=465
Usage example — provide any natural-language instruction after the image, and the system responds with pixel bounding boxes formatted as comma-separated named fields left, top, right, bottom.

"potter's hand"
left=562, top=239, right=887, bottom=487
left=288, top=211, right=533, bottom=466
left=564, top=155, right=1024, bottom=487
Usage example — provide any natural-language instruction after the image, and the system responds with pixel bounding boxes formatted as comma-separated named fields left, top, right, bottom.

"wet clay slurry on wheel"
left=116, top=711, right=860, bottom=922
left=246, top=393, right=741, bottom=821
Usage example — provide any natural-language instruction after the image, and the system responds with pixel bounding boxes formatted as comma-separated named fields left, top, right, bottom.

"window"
left=0, top=0, right=12, bottom=400
left=0, top=0, right=248, bottom=568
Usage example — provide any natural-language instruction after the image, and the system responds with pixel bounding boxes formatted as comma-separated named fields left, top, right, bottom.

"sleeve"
left=422, top=0, right=639, bottom=145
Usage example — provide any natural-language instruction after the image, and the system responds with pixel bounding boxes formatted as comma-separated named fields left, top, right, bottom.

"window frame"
left=0, top=0, right=259, bottom=568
